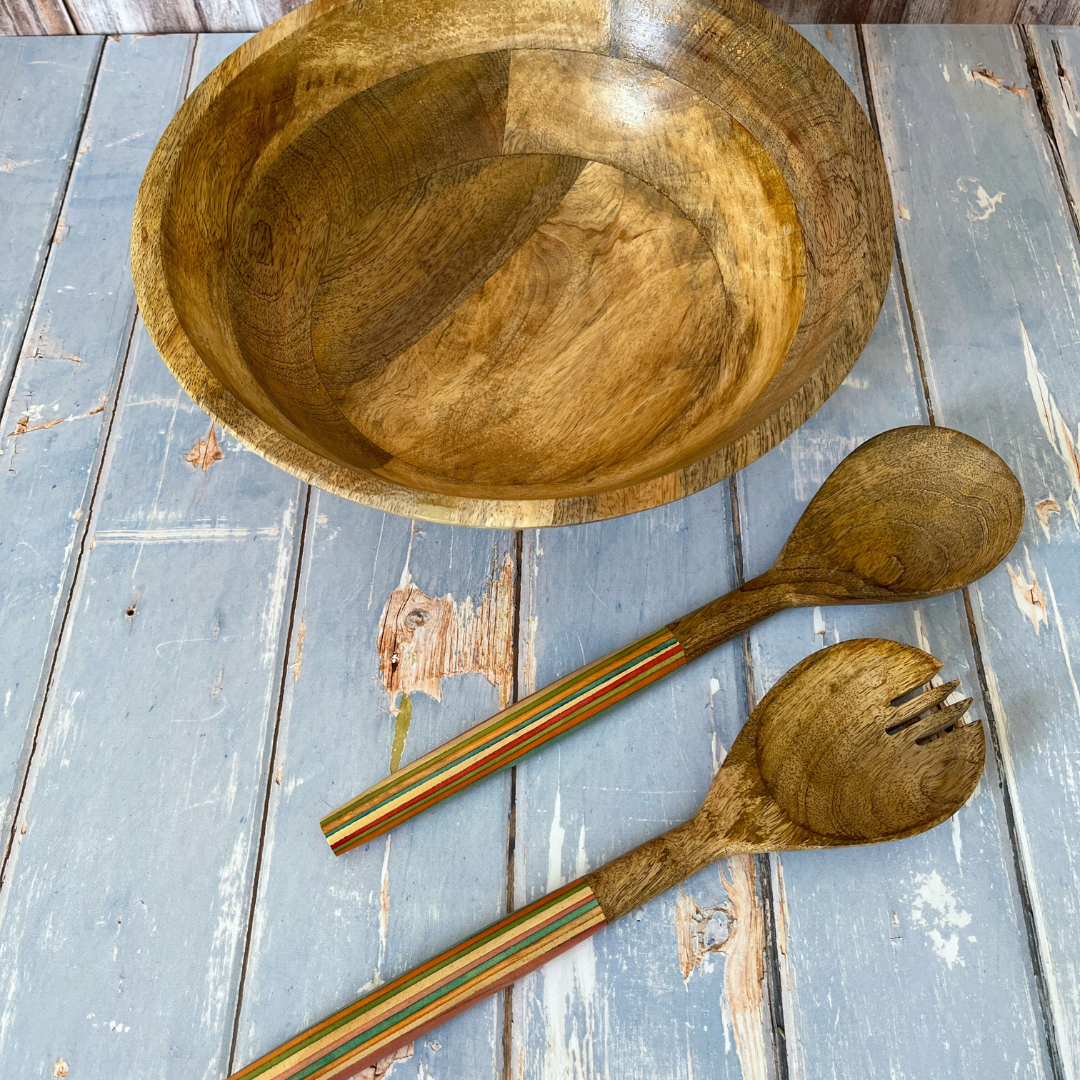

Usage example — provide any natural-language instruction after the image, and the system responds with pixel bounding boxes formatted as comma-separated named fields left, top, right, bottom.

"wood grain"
left=320, top=423, right=1020, bottom=853
left=7, top=2, right=1080, bottom=35
left=0, top=34, right=191, bottom=852
left=233, top=638, right=983, bottom=1079
left=0, top=35, right=313, bottom=1080
left=232, top=504, right=517, bottom=1080
left=131, top=0, right=892, bottom=527
left=735, top=26, right=1058, bottom=1080
left=866, top=23, right=1080, bottom=1074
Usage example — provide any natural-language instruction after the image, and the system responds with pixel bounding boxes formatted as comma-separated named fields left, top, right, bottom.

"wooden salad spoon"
left=321, top=425, right=1020, bottom=856
left=237, top=638, right=984, bottom=1080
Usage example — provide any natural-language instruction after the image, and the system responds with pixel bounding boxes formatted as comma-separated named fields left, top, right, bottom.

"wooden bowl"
left=132, top=0, right=893, bottom=528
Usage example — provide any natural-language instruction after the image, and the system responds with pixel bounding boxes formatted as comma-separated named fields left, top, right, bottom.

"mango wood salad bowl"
left=131, top=0, right=893, bottom=528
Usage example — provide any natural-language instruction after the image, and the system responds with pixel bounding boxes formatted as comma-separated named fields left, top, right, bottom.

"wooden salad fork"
left=321, top=425, right=1020, bottom=855
left=235, top=638, right=983, bottom=1080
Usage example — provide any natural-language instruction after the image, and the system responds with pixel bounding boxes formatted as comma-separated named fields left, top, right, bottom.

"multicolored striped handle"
left=321, top=628, right=686, bottom=855
left=227, top=878, right=607, bottom=1080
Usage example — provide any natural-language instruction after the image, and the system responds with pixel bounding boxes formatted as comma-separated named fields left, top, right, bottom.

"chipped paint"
left=52, top=1060, right=68, bottom=1077
left=547, top=787, right=566, bottom=892
left=1045, top=571, right=1080, bottom=720
left=5, top=402, right=103, bottom=437
left=1023, top=320, right=1080, bottom=504
left=93, top=525, right=279, bottom=544
left=358, top=1043, right=414, bottom=1079
left=910, top=870, right=972, bottom=970
left=540, top=936, right=597, bottom=1079
left=1007, top=557, right=1049, bottom=634
left=1036, top=498, right=1062, bottom=539
left=719, top=856, right=768, bottom=1080
left=376, top=550, right=515, bottom=707
left=675, top=887, right=728, bottom=980
left=969, top=65, right=1028, bottom=97
left=293, top=615, right=306, bottom=683
left=897, top=202, right=911, bottom=220
left=201, top=834, right=248, bottom=1034
left=186, top=423, right=224, bottom=471
left=956, top=178, right=1004, bottom=221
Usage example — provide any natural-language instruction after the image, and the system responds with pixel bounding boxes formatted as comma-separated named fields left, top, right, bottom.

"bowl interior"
left=171, top=47, right=806, bottom=500
left=138, top=0, right=893, bottom=526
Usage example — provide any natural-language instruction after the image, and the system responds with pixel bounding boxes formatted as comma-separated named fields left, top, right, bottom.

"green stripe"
left=247, top=882, right=596, bottom=1078
left=290, top=894, right=601, bottom=1079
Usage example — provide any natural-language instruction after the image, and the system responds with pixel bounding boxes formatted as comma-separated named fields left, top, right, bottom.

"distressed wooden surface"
left=1, top=24, right=1079, bottom=1080
left=867, top=24, right=1080, bottom=1076
left=0, top=35, right=99, bottom=401
left=737, top=26, right=1058, bottom=1080
left=0, top=34, right=192, bottom=850
left=512, top=497, right=765, bottom=1079
left=231, top=502, right=516, bottom=1079
left=4, top=0, right=1079, bottom=34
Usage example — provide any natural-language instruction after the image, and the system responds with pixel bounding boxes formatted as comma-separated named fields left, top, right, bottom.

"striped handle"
left=321, top=629, right=686, bottom=855
left=228, top=878, right=607, bottom=1080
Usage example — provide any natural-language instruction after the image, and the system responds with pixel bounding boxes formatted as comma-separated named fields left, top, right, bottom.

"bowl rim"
left=131, top=0, right=894, bottom=528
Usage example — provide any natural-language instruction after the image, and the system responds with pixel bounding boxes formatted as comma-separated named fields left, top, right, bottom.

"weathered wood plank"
left=1030, top=26, right=1080, bottom=200
left=728, top=25, right=1057, bottom=1080
left=62, top=0, right=291, bottom=35
left=512, top=502, right=765, bottom=1077
left=0, top=311, right=305, bottom=1077
left=232, top=505, right=515, bottom=1079
left=0, top=34, right=193, bottom=850
left=12, top=1, right=1080, bottom=34
left=866, top=22, right=1080, bottom=1075
left=0, top=35, right=100, bottom=405
left=0, top=0, right=74, bottom=35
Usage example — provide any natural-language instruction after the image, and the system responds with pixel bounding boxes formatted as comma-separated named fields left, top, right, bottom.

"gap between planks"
left=856, top=22, right=1069, bottom=1080
left=0, top=37, right=196, bottom=886
left=0, top=36, right=104, bottom=424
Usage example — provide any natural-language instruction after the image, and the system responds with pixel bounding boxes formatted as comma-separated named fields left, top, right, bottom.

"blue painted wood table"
left=2, top=24, right=1079, bottom=1080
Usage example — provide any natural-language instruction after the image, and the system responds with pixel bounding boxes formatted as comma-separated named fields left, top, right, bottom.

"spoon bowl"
left=588, top=637, right=984, bottom=919
left=769, top=424, right=1026, bottom=600
left=322, top=425, right=1018, bottom=856
left=241, top=638, right=983, bottom=1080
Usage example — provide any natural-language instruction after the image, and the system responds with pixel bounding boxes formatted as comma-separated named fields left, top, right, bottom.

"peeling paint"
left=376, top=550, right=515, bottom=706
left=186, top=423, right=224, bottom=471
left=969, top=65, right=1028, bottom=97
left=293, top=615, right=306, bottom=683
left=675, top=887, right=728, bottom=980
left=1023, top=320, right=1080, bottom=504
left=6, top=402, right=103, bottom=437
left=1036, top=498, right=1062, bottom=539
left=719, top=856, right=767, bottom=1080
left=1007, top=556, right=1049, bottom=634
left=910, top=870, right=971, bottom=970
left=358, top=1042, right=414, bottom=1079
left=957, top=178, right=1005, bottom=221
